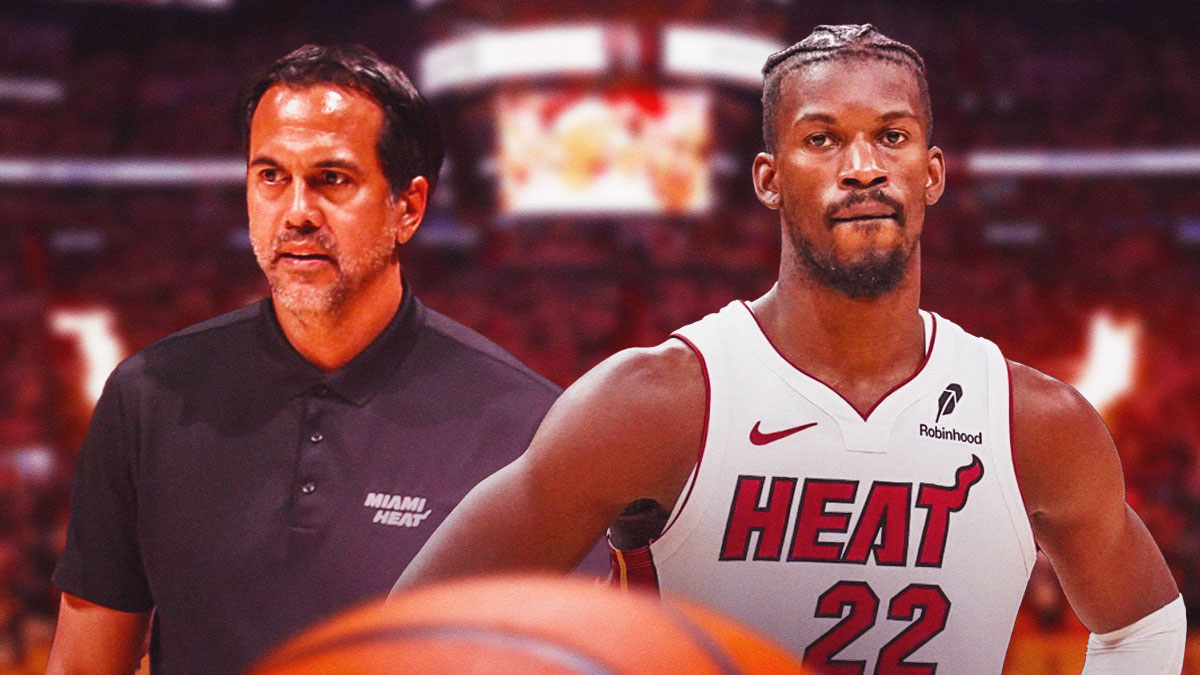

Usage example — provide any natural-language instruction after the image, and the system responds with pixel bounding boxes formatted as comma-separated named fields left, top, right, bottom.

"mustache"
left=270, top=228, right=340, bottom=263
left=824, top=189, right=906, bottom=227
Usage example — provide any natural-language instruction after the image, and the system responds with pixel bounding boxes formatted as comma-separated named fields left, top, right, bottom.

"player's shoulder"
left=416, top=303, right=560, bottom=399
left=524, top=338, right=706, bottom=505
left=1006, top=358, right=1098, bottom=430
left=570, top=338, right=704, bottom=406
left=545, top=338, right=706, bottom=450
left=1006, top=358, right=1120, bottom=513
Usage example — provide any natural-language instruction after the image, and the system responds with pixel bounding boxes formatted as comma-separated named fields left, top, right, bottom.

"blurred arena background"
left=2, top=0, right=1199, bottom=671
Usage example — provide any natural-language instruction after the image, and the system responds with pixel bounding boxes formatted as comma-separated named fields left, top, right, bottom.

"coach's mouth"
left=277, top=249, right=336, bottom=268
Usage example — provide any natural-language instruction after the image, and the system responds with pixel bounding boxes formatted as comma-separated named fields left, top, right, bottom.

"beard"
left=788, top=189, right=916, bottom=299
left=252, top=223, right=399, bottom=316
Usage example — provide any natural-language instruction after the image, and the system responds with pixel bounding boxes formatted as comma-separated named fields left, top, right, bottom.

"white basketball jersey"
left=649, top=301, right=1035, bottom=673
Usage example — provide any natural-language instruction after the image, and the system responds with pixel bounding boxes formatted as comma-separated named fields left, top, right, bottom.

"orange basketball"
left=250, top=575, right=810, bottom=674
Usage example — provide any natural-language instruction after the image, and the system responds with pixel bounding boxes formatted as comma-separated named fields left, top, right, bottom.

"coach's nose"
left=283, top=180, right=322, bottom=232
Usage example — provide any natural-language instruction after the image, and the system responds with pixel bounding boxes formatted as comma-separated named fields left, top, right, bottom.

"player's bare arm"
left=46, top=593, right=151, bottom=675
left=394, top=340, right=705, bottom=592
left=1010, top=360, right=1178, bottom=630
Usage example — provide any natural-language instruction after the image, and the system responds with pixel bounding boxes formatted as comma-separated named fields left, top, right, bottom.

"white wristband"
left=1083, top=594, right=1185, bottom=675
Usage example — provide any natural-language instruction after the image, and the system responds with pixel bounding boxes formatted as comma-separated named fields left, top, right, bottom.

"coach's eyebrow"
left=313, top=159, right=363, bottom=173
left=248, top=155, right=280, bottom=168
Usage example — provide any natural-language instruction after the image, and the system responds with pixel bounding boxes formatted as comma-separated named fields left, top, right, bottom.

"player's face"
left=754, top=58, right=945, bottom=298
left=247, top=84, right=411, bottom=316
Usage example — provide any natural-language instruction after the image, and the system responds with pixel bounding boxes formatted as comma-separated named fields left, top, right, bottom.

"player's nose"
left=838, top=137, right=888, bottom=189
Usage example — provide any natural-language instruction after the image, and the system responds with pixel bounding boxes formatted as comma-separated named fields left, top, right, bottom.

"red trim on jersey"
left=1005, top=360, right=1032, bottom=521
left=656, top=333, right=710, bottom=539
left=740, top=301, right=938, bottom=422
left=609, top=542, right=661, bottom=595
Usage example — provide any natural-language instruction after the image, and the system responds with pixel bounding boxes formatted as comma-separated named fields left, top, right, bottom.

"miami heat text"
left=363, top=492, right=432, bottom=528
left=719, top=456, right=984, bottom=567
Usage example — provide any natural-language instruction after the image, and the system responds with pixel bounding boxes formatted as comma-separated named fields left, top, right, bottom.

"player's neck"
left=751, top=263, right=925, bottom=416
left=274, top=269, right=403, bottom=372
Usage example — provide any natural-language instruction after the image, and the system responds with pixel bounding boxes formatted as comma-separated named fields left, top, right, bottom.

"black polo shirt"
left=53, top=283, right=560, bottom=674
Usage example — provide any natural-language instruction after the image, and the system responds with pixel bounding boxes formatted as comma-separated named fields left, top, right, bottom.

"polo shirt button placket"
left=300, top=480, right=316, bottom=494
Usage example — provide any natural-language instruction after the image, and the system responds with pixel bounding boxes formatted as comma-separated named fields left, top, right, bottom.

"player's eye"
left=880, top=130, right=908, bottom=146
left=806, top=133, right=835, bottom=148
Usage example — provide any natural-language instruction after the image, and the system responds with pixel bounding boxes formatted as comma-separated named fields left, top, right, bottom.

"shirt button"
left=313, top=385, right=330, bottom=398
left=310, top=431, right=323, bottom=443
left=300, top=481, right=316, bottom=494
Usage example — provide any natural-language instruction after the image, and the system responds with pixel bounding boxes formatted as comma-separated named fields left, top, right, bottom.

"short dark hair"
left=238, top=44, right=444, bottom=199
left=761, top=24, right=932, bottom=152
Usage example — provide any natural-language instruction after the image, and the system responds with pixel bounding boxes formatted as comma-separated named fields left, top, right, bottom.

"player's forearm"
left=391, top=466, right=600, bottom=596
left=1081, top=594, right=1185, bottom=674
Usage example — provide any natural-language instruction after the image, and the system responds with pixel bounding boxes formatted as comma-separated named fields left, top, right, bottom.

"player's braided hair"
left=761, top=24, right=932, bottom=152
left=238, top=44, right=444, bottom=199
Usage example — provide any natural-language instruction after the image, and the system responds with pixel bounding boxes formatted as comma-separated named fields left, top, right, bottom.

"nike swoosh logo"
left=749, top=421, right=818, bottom=446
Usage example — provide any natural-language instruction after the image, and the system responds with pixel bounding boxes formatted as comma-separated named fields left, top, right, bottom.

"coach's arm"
left=393, top=340, right=705, bottom=592
left=46, top=592, right=151, bottom=675
left=1009, top=361, right=1184, bottom=672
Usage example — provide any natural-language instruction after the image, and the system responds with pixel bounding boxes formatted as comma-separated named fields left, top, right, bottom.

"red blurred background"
left=1, top=0, right=1199, bottom=671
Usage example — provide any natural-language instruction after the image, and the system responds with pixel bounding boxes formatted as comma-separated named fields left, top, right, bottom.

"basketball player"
left=394, top=25, right=1184, bottom=672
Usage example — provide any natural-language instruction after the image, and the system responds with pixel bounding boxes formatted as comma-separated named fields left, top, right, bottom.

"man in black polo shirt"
left=47, top=44, right=560, bottom=674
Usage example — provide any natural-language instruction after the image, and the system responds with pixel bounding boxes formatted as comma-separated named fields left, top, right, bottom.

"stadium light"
left=968, top=149, right=1200, bottom=176
left=0, top=77, right=66, bottom=105
left=0, top=157, right=244, bottom=186
left=1070, top=311, right=1140, bottom=414
left=662, top=27, right=784, bottom=87
left=50, top=308, right=125, bottom=407
left=3, top=149, right=1200, bottom=187
left=419, top=26, right=609, bottom=96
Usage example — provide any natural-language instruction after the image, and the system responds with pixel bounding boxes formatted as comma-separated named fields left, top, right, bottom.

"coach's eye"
left=314, top=171, right=346, bottom=186
left=260, top=168, right=283, bottom=184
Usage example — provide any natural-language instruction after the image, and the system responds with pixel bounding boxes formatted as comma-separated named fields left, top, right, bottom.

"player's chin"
left=829, top=216, right=904, bottom=237
left=831, top=236, right=907, bottom=264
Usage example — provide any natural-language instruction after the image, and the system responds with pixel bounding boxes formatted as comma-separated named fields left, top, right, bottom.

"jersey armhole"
left=608, top=542, right=661, bottom=594
left=654, top=333, right=711, bottom=541
left=993, top=346, right=1038, bottom=573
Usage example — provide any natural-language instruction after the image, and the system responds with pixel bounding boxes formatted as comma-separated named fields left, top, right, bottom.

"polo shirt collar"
left=257, top=280, right=423, bottom=405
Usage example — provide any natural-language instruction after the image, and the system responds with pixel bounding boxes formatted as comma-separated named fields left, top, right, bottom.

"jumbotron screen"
left=496, top=88, right=712, bottom=216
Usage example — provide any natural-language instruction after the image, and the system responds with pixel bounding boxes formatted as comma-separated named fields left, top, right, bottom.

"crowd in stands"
left=1, top=0, right=1199, bottom=671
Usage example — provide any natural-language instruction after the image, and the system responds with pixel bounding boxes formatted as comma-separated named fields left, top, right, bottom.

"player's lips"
left=829, top=205, right=897, bottom=222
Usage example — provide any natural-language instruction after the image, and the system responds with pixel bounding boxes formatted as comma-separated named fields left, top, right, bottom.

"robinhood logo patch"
left=921, top=383, right=983, bottom=445
left=936, top=383, right=963, bottom=423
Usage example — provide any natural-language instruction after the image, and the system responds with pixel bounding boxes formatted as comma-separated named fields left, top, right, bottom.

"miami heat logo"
left=718, top=456, right=984, bottom=567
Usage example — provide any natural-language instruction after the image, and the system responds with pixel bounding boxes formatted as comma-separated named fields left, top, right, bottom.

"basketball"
left=248, top=575, right=809, bottom=674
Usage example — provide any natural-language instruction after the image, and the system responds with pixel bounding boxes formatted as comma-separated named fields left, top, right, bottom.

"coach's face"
left=247, top=84, right=424, bottom=316
left=753, top=58, right=945, bottom=297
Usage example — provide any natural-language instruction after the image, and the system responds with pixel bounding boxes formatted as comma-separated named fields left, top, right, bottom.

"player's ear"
left=924, top=146, right=946, bottom=206
left=752, top=152, right=781, bottom=210
left=391, top=176, right=429, bottom=245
